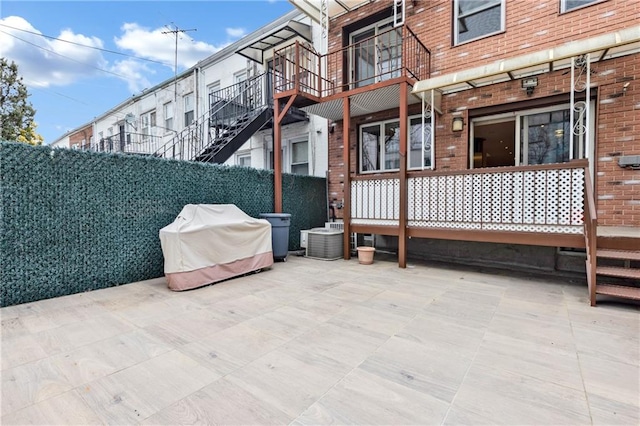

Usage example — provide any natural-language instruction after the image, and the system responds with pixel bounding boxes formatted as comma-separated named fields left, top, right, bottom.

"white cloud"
left=0, top=16, right=108, bottom=88
left=114, top=22, right=222, bottom=70
left=226, top=27, right=246, bottom=38
left=110, top=58, right=154, bottom=93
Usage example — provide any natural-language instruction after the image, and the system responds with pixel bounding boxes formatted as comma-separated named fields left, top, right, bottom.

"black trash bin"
left=259, top=213, right=291, bottom=261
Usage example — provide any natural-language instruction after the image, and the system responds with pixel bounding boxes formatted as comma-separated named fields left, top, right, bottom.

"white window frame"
left=290, top=138, right=309, bottom=175
left=359, top=115, right=430, bottom=174
left=560, top=0, right=603, bottom=13
left=141, top=110, right=155, bottom=143
left=163, top=101, right=173, bottom=134
left=236, top=152, right=251, bottom=167
left=183, top=93, right=194, bottom=126
left=454, top=0, right=505, bottom=45
left=359, top=118, right=401, bottom=174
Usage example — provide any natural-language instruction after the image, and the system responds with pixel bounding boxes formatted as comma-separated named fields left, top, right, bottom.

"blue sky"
left=0, top=0, right=295, bottom=144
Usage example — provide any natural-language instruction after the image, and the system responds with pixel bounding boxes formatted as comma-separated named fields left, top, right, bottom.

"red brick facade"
left=69, top=124, right=93, bottom=150
left=326, top=0, right=639, bottom=227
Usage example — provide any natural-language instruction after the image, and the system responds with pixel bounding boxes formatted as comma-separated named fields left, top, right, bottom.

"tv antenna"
left=162, top=23, right=197, bottom=102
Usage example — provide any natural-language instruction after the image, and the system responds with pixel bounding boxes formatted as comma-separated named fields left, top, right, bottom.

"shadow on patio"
left=1, top=256, right=638, bottom=425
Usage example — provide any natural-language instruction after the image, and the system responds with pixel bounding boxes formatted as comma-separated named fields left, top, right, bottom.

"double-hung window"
left=183, top=93, right=194, bottom=126
left=141, top=110, right=155, bottom=143
left=291, top=139, right=309, bottom=175
left=454, top=0, right=505, bottom=45
left=163, top=102, right=173, bottom=133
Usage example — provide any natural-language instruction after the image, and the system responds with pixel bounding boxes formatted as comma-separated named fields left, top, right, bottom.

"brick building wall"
left=325, top=0, right=639, bottom=227
left=69, top=124, right=93, bottom=150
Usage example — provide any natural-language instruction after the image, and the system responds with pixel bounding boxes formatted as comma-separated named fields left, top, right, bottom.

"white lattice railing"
left=407, top=164, right=585, bottom=234
left=351, top=176, right=400, bottom=226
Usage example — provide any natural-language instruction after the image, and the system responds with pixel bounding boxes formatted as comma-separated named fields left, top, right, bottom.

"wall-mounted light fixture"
left=452, top=116, right=464, bottom=132
left=622, top=81, right=631, bottom=94
left=522, top=77, right=538, bottom=96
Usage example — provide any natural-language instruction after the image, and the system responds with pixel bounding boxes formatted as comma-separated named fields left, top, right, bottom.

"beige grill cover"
left=159, top=204, right=273, bottom=290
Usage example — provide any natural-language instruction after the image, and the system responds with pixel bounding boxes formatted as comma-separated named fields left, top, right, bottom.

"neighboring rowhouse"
left=51, top=10, right=329, bottom=177
left=283, top=0, right=639, bottom=305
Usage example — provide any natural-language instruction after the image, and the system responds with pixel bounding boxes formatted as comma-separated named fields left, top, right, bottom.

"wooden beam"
left=343, top=96, right=351, bottom=260
left=277, top=95, right=296, bottom=123
left=274, top=95, right=282, bottom=213
left=398, top=82, right=408, bottom=268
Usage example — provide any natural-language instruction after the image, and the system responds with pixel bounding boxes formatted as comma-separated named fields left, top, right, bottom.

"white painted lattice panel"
left=571, top=168, right=585, bottom=225
left=429, top=177, right=438, bottom=221
left=501, top=173, right=512, bottom=224
left=482, top=174, right=492, bottom=223
left=482, top=223, right=583, bottom=234
left=408, top=177, right=416, bottom=221
left=463, top=175, right=473, bottom=223
left=392, top=179, right=400, bottom=220
left=445, top=175, right=455, bottom=222
left=534, top=171, right=546, bottom=224
left=372, top=180, right=381, bottom=219
left=437, top=176, right=447, bottom=222
left=546, top=170, right=559, bottom=225
left=513, top=172, right=523, bottom=224
left=523, top=171, right=535, bottom=224
left=454, top=175, right=464, bottom=222
left=351, top=181, right=361, bottom=219
left=558, top=169, right=572, bottom=225
left=491, top=173, right=502, bottom=223
left=352, top=219, right=399, bottom=226
left=473, top=174, right=483, bottom=223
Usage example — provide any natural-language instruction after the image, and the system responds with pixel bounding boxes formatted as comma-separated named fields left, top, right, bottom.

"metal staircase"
left=154, top=73, right=271, bottom=163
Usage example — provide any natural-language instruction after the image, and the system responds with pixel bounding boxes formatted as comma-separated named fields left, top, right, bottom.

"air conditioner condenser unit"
left=306, top=228, right=344, bottom=260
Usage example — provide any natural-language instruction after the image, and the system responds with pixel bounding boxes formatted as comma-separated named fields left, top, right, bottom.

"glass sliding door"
left=350, top=19, right=402, bottom=89
left=521, top=109, right=571, bottom=165
left=470, top=103, right=591, bottom=168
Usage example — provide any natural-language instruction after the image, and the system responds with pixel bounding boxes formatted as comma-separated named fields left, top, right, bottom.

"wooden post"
left=343, top=97, right=351, bottom=260
left=398, top=82, right=408, bottom=268
left=274, top=98, right=282, bottom=213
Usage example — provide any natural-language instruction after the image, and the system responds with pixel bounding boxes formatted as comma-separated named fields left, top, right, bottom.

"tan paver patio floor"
left=1, top=255, right=639, bottom=425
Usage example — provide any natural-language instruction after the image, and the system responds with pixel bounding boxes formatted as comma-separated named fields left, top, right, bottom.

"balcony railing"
left=351, top=162, right=587, bottom=235
left=274, top=25, right=430, bottom=99
left=91, top=134, right=165, bottom=155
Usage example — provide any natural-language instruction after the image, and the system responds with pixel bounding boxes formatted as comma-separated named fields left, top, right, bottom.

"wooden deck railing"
left=351, top=161, right=588, bottom=235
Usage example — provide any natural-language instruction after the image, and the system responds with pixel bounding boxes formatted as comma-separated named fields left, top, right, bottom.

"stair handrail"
left=200, top=73, right=269, bottom=162
left=154, top=72, right=268, bottom=161
left=584, top=166, right=598, bottom=305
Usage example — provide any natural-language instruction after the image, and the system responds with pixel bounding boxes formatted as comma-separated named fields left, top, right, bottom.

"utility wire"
left=0, top=22, right=171, bottom=66
left=1, top=30, right=132, bottom=80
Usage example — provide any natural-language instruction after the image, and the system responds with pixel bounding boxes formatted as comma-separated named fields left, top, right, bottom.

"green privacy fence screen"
left=0, top=142, right=327, bottom=307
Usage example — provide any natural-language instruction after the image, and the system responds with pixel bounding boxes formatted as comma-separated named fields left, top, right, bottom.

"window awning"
left=289, top=0, right=374, bottom=22
left=413, top=26, right=640, bottom=97
left=235, top=20, right=312, bottom=64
